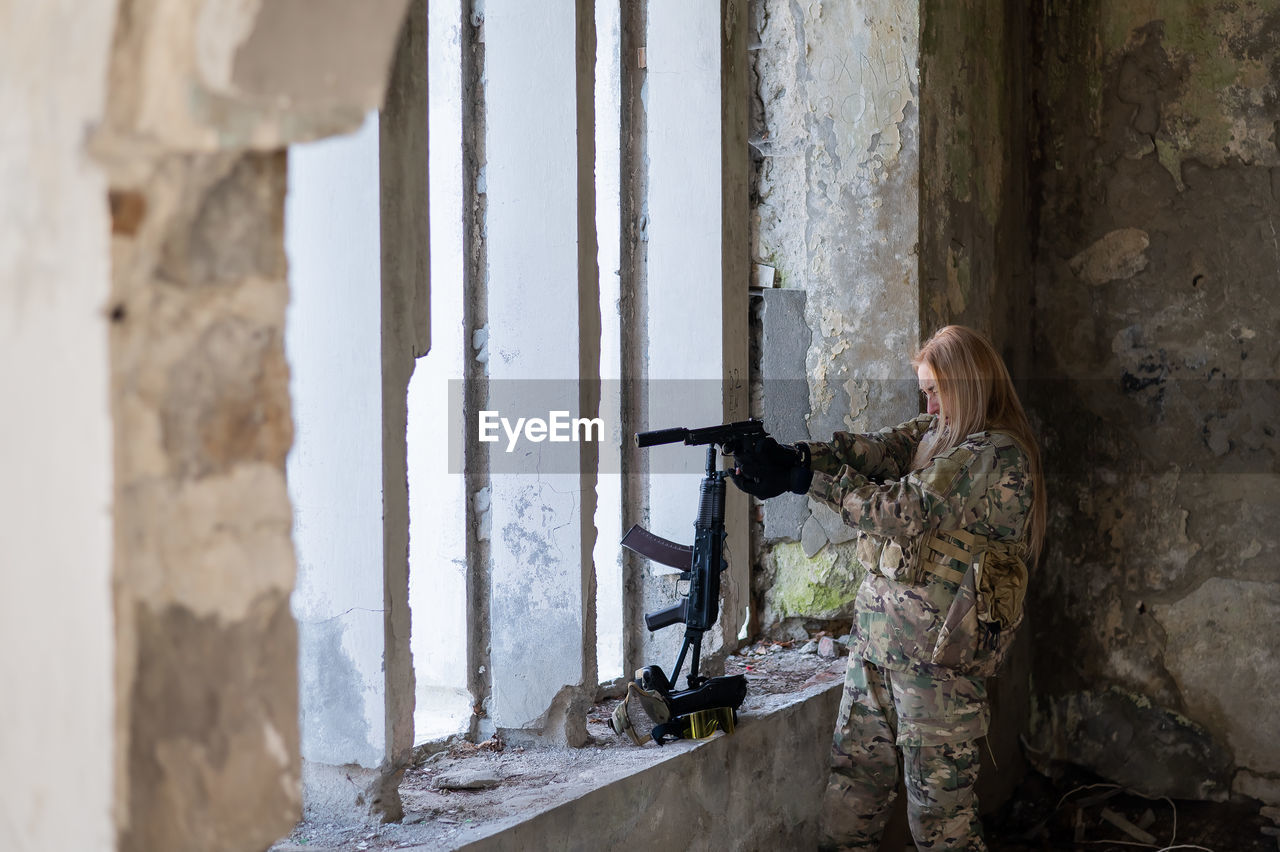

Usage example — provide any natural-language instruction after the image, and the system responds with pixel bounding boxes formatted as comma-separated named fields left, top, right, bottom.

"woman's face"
left=917, top=362, right=942, bottom=419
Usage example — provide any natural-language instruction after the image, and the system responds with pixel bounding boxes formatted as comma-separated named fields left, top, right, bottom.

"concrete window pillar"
left=7, top=0, right=410, bottom=846
left=286, top=3, right=428, bottom=821
left=633, top=0, right=751, bottom=677
left=286, top=113, right=398, bottom=818
left=480, top=0, right=600, bottom=744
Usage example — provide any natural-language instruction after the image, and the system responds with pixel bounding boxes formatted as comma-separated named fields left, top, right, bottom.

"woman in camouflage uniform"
left=730, top=325, right=1045, bottom=852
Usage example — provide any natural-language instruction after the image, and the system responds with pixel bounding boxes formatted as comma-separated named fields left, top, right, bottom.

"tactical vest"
left=922, top=527, right=1029, bottom=677
left=852, top=432, right=1032, bottom=678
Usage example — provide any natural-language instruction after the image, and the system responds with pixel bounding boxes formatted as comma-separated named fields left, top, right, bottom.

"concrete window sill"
left=276, top=650, right=846, bottom=851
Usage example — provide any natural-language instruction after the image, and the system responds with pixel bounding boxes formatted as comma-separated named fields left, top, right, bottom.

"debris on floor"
left=984, top=763, right=1277, bottom=851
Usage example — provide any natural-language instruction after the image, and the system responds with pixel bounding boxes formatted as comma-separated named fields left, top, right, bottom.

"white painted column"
left=285, top=113, right=390, bottom=806
left=0, top=6, right=116, bottom=849
left=483, top=0, right=599, bottom=739
left=287, top=0, right=429, bottom=801
left=641, top=0, right=750, bottom=674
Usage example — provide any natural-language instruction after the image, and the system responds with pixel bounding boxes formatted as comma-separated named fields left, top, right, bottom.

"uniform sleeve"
left=799, top=414, right=935, bottom=482
left=806, top=439, right=993, bottom=540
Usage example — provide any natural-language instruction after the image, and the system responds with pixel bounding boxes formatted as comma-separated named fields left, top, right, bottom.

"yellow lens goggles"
left=684, top=706, right=736, bottom=740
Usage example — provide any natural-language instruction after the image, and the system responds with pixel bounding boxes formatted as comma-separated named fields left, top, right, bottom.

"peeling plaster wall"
left=754, top=0, right=922, bottom=442
left=753, top=0, right=1278, bottom=808
left=751, top=0, right=923, bottom=625
left=93, top=0, right=411, bottom=847
left=108, top=146, right=303, bottom=852
left=1029, top=0, right=1280, bottom=805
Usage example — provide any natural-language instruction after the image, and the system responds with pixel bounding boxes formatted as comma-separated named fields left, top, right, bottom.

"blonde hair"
left=911, top=325, right=1046, bottom=563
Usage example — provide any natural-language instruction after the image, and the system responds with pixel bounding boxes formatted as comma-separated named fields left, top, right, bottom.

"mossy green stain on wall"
left=767, top=540, right=864, bottom=619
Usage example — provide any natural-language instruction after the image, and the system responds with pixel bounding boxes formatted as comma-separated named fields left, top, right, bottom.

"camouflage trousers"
left=819, top=658, right=989, bottom=851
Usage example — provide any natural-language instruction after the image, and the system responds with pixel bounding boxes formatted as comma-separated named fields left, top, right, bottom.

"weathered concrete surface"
left=377, top=0, right=430, bottom=815
left=918, top=0, right=1034, bottom=369
left=1069, top=228, right=1151, bottom=285
left=451, top=679, right=843, bottom=852
left=99, top=0, right=416, bottom=846
left=1028, top=0, right=1280, bottom=804
left=99, top=0, right=410, bottom=153
left=760, top=288, right=812, bottom=540
left=481, top=0, right=600, bottom=744
left=124, top=595, right=301, bottom=848
left=1030, top=687, right=1233, bottom=802
left=1156, top=578, right=1280, bottom=786
left=110, top=149, right=303, bottom=852
left=760, top=541, right=863, bottom=626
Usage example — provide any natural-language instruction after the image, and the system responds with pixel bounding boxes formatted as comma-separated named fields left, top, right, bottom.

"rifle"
left=614, top=419, right=762, bottom=744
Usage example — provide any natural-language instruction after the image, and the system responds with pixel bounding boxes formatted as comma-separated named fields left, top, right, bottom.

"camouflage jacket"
left=800, top=415, right=1034, bottom=679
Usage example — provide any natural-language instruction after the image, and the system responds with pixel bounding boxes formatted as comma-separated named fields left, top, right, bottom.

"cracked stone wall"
left=1028, top=0, right=1280, bottom=806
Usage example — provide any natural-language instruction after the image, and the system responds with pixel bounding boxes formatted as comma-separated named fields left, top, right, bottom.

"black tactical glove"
left=727, top=436, right=813, bottom=499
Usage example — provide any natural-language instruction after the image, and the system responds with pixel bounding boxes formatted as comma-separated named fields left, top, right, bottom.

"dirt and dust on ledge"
left=271, top=636, right=848, bottom=852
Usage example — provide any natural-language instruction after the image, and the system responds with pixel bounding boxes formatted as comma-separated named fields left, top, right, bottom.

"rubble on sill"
left=273, top=638, right=848, bottom=851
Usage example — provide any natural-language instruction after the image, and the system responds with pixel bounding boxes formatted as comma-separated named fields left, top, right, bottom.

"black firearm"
left=618, top=420, right=761, bottom=743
